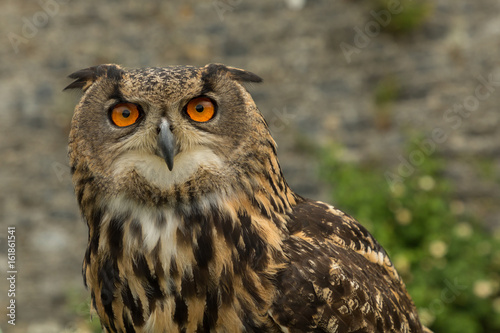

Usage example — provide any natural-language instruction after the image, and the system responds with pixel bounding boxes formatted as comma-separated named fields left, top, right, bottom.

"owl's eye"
left=110, top=103, right=141, bottom=127
left=186, top=97, right=216, bottom=122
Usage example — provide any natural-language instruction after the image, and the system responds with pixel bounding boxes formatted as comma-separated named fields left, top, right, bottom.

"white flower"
left=418, top=308, right=435, bottom=326
left=395, top=208, right=412, bottom=225
left=391, top=183, right=406, bottom=198
left=454, top=222, right=472, bottom=239
left=429, top=240, right=447, bottom=258
left=473, top=280, right=494, bottom=299
left=418, top=175, right=435, bottom=191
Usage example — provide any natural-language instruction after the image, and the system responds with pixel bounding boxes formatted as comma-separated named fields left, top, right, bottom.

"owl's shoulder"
left=285, top=199, right=388, bottom=261
left=270, top=199, right=423, bottom=332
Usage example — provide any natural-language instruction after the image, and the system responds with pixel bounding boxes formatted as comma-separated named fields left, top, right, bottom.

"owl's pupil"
left=195, top=104, right=204, bottom=113
left=122, top=109, right=131, bottom=118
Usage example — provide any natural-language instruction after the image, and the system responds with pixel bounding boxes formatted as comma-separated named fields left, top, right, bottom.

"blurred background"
left=0, top=0, right=499, bottom=332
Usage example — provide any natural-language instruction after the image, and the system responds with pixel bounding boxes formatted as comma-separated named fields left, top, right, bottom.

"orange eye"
left=110, top=103, right=140, bottom=127
left=186, top=97, right=216, bottom=122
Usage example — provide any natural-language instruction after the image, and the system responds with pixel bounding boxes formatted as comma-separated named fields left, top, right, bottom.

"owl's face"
left=68, top=64, right=269, bottom=203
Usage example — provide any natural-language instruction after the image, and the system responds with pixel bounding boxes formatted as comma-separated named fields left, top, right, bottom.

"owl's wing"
left=270, top=199, right=427, bottom=333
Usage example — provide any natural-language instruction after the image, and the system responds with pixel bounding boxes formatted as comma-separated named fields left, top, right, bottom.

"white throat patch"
left=112, top=147, right=223, bottom=190
left=105, top=195, right=181, bottom=255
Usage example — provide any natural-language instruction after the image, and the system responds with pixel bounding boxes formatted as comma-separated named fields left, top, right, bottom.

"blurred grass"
left=66, top=289, right=101, bottom=333
left=370, top=0, right=432, bottom=35
left=318, top=137, right=500, bottom=332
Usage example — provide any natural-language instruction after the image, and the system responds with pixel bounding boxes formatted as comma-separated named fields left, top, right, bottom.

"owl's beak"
left=157, top=119, right=177, bottom=171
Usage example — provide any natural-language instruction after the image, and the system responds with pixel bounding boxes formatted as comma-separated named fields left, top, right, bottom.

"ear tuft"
left=64, top=64, right=124, bottom=92
left=203, top=63, right=263, bottom=84
left=64, top=66, right=98, bottom=91
left=226, top=66, right=263, bottom=83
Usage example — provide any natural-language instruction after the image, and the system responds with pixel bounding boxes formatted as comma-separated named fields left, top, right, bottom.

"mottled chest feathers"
left=83, top=196, right=287, bottom=332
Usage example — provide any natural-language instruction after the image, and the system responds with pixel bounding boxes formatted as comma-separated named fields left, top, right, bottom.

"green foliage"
left=318, top=140, right=500, bottom=332
left=373, top=76, right=400, bottom=129
left=371, top=0, right=432, bottom=35
left=374, top=76, right=400, bottom=107
left=66, top=289, right=102, bottom=333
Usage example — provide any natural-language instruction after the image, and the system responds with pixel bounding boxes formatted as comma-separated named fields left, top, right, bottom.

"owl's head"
left=66, top=64, right=284, bottom=209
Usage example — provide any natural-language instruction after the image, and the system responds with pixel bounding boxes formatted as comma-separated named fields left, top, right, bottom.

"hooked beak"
left=157, top=119, right=177, bottom=171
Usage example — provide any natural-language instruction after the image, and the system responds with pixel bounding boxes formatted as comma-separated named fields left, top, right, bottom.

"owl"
left=65, top=64, right=431, bottom=333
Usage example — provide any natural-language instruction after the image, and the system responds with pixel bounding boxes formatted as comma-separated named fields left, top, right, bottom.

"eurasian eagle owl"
left=66, top=64, right=430, bottom=333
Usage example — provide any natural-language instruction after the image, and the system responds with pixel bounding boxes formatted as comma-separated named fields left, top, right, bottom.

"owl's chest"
left=84, top=205, right=279, bottom=332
